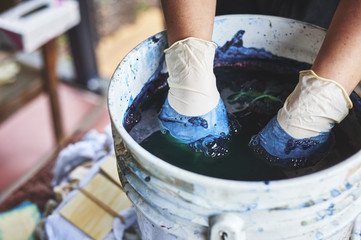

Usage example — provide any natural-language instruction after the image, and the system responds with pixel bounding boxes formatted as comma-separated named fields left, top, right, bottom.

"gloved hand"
left=249, top=70, right=353, bottom=168
left=159, top=37, right=229, bottom=144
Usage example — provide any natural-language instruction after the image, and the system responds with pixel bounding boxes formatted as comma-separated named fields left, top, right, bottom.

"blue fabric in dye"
left=159, top=97, right=229, bottom=143
left=249, top=116, right=330, bottom=167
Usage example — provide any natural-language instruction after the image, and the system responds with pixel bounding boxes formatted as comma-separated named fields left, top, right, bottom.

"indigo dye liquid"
left=125, top=61, right=361, bottom=181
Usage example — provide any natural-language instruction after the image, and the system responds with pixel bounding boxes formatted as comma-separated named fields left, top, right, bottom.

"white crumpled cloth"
left=51, top=126, right=114, bottom=187
left=45, top=126, right=139, bottom=240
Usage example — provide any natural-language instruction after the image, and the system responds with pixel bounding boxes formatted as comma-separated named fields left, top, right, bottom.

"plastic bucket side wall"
left=108, top=15, right=361, bottom=240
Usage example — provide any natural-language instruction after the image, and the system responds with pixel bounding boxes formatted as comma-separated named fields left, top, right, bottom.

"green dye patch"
left=141, top=125, right=286, bottom=181
left=139, top=66, right=293, bottom=181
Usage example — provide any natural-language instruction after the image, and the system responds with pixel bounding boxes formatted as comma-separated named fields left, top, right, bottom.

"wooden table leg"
left=41, top=38, right=64, bottom=143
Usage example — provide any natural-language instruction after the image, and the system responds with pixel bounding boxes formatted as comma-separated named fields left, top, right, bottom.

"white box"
left=0, top=0, right=80, bottom=52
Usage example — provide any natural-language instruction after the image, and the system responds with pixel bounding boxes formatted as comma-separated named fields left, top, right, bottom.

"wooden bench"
left=0, top=0, right=80, bottom=143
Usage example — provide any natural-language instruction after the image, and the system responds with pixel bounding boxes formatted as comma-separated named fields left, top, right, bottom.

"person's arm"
left=161, top=0, right=216, bottom=45
left=158, top=0, right=229, bottom=153
left=250, top=0, right=360, bottom=168
left=312, top=0, right=361, bottom=94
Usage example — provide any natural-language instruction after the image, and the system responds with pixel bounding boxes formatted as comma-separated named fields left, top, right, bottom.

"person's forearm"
left=161, top=0, right=216, bottom=45
left=312, top=0, right=361, bottom=94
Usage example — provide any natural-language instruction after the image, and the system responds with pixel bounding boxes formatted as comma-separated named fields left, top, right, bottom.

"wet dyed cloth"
left=249, top=116, right=331, bottom=168
left=249, top=70, right=353, bottom=168
left=159, top=98, right=229, bottom=143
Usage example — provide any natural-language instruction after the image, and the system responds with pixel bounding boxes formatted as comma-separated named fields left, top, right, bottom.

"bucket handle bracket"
left=209, top=213, right=246, bottom=240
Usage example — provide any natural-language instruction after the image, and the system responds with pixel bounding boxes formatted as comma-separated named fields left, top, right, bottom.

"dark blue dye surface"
left=123, top=30, right=361, bottom=180
left=124, top=63, right=361, bottom=180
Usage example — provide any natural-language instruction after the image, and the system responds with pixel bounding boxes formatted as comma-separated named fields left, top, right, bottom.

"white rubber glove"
left=164, top=37, right=220, bottom=116
left=159, top=37, right=229, bottom=150
left=278, top=70, right=353, bottom=138
left=249, top=70, right=353, bottom=168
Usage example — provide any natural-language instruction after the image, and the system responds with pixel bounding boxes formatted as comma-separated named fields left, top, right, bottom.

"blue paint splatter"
left=330, top=189, right=341, bottom=197
left=152, top=36, right=160, bottom=43
left=247, top=202, right=258, bottom=211
left=315, top=232, right=324, bottom=240
left=317, top=203, right=335, bottom=220
left=345, top=182, right=352, bottom=189
left=302, top=200, right=315, bottom=208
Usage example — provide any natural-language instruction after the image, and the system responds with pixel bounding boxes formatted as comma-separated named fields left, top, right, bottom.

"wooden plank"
left=83, top=174, right=132, bottom=213
left=59, top=174, right=132, bottom=239
left=99, top=156, right=122, bottom=188
left=59, top=191, right=114, bottom=240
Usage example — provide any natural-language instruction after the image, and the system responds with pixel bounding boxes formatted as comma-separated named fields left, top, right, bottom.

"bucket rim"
left=108, top=14, right=361, bottom=190
left=213, top=14, right=327, bottom=31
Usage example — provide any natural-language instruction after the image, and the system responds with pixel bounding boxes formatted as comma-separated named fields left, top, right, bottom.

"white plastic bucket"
left=108, top=15, right=361, bottom=240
